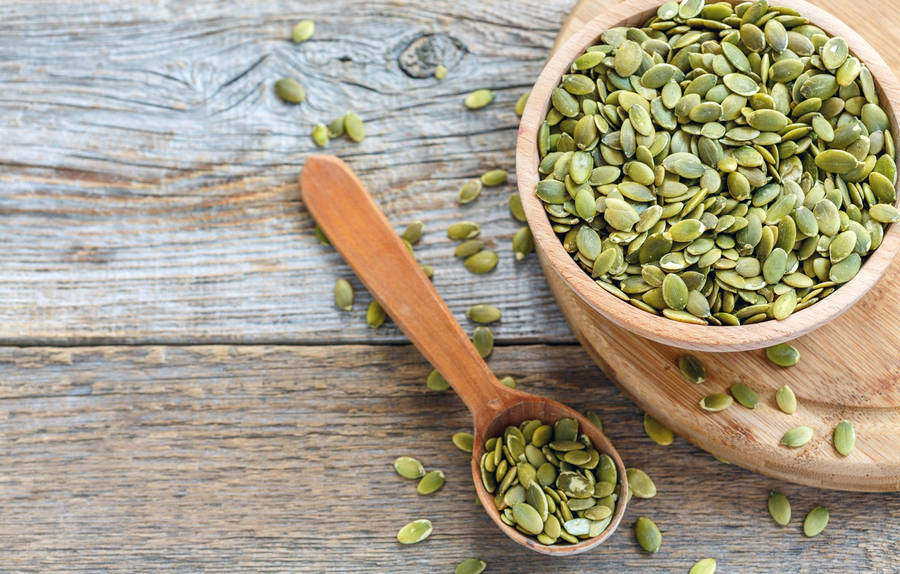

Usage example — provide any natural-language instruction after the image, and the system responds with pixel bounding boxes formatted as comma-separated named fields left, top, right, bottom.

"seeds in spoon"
left=397, top=519, right=432, bottom=544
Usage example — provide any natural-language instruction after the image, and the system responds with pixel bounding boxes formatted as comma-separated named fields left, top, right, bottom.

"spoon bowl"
left=301, top=155, right=628, bottom=555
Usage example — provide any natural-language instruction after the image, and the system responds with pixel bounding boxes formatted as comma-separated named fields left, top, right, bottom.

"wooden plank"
left=0, top=344, right=896, bottom=572
left=0, top=0, right=580, bottom=345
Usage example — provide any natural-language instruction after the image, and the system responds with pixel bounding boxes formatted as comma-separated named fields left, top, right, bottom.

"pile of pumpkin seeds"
left=479, top=417, right=622, bottom=546
left=535, top=0, right=898, bottom=326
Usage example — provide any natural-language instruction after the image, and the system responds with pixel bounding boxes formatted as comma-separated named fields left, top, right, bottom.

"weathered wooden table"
left=0, top=1, right=897, bottom=571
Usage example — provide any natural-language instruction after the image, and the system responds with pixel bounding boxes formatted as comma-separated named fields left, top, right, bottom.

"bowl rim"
left=516, top=0, right=900, bottom=351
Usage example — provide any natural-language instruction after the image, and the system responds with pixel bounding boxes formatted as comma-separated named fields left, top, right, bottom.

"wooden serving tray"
left=544, top=0, right=900, bottom=491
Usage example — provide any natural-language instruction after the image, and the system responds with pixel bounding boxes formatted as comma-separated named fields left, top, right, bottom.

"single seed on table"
left=767, top=491, right=791, bottom=526
left=781, top=426, right=814, bottom=448
left=333, top=278, right=354, bottom=311
left=472, top=326, right=494, bottom=358
left=452, top=432, right=474, bottom=453
left=678, top=355, right=706, bottom=384
left=466, top=304, right=501, bottom=324
left=420, top=264, right=434, bottom=279
left=766, top=343, right=800, bottom=367
left=397, top=519, right=432, bottom=544
left=327, top=115, right=346, bottom=138
left=274, top=78, right=306, bottom=103
left=700, top=393, right=733, bottom=412
left=465, top=250, right=499, bottom=274
left=643, top=413, right=673, bottom=445
left=344, top=112, right=366, bottom=142
left=513, top=227, right=535, bottom=260
left=394, top=456, right=425, bottom=479
left=401, top=221, right=425, bottom=245
left=312, top=124, right=329, bottom=147
left=499, top=376, right=516, bottom=389
left=455, top=559, right=486, bottom=574
left=434, top=64, right=448, bottom=80
left=447, top=221, right=480, bottom=240
left=509, top=193, right=527, bottom=222
left=366, top=300, right=386, bottom=328
left=776, top=385, right=798, bottom=414
left=417, top=470, right=445, bottom=495
left=458, top=180, right=483, bottom=204
left=515, top=91, right=530, bottom=116
left=833, top=420, right=856, bottom=456
left=626, top=468, right=657, bottom=498
left=690, top=558, right=717, bottom=574
left=426, top=369, right=450, bottom=391
left=803, top=506, right=830, bottom=537
left=464, top=89, right=495, bottom=110
left=292, top=20, right=314, bottom=43
left=729, top=383, right=759, bottom=409
left=455, top=239, right=484, bottom=258
left=481, top=169, right=508, bottom=187
left=635, top=517, right=661, bottom=553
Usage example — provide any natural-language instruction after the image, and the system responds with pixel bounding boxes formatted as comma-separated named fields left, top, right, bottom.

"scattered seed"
left=775, top=385, right=798, bottom=414
left=513, top=226, right=535, bottom=260
left=466, top=304, right=501, bottom=324
left=394, top=456, right=426, bottom=479
left=781, top=425, right=814, bottom=448
left=729, top=383, right=759, bottom=409
left=635, top=517, right=661, bottom=553
left=499, top=376, right=516, bottom=388
left=417, top=470, right=446, bottom=495
left=366, top=300, right=386, bottom=328
left=700, top=393, right=733, bottom=412
left=458, top=180, right=483, bottom=204
left=481, top=169, right=509, bottom=187
left=426, top=369, right=450, bottom=391
left=435, top=64, right=448, bottom=80
left=397, top=519, right=432, bottom=544
left=833, top=420, right=856, bottom=456
left=509, top=193, right=527, bottom=222
left=344, top=112, right=366, bottom=142
left=690, top=558, right=717, bottom=574
left=465, top=89, right=495, bottom=110
left=402, top=221, right=425, bottom=245
left=455, top=239, right=485, bottom=258
left=292, top=20, right=315, bottom=43
left=678, top=355, right=706, bottom=383
left=274, top=77, right=306, bottom=103
left=472, top=326, right=494, bottom=358
left=447, top=221, right=481, bottom=240
left=803, top=506, right=829, bottom=537
left=312, top=124, right=329, bottom=147
left=766, top=343, right=800, bottom=367
left=465, top=250, right=499, bottom=274
left=767, top=491, right=791, bottom=526
left=643, top=413, right=674, bottom=445
left=626, top=468, right=657, bottom=498
left=452, top=432, right=474, bottom=453
left=585, top=411, right=603, bottom=432
left=515, top=91, right=530, bottom=116
left=455, top=558, right=486, bottom=574
left=333, top=278, right=354, bottom=311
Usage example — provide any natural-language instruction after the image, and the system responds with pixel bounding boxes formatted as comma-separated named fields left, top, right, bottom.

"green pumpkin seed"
left=803, top=506, right=829, bottom=537
left=509, top=193, right=527, bottom=222
left=401, top=221, right=424, bottom=245
left=455, top=239, right=484, bottom=258
left=614, top=40, right=643, bottom=77
left=767, top=343, right=800, bottom=368
left=274, top=77, right=306, bottom=103
left=730, top=383, right=759, bottom=409
left=781, top=426, right=813, bottom=448
left=512, top=502, right=545, bottom=534
left=515, top=91, right=530, bottom=116
left=448, top=221, right=480, bottom=240
left=767, top=491, right=791, bottom=526
left=635, top=517, right=661, bottom=553
left=815, top=149, right=859, bottom=174
left=626, top=468, right=657, bottom=498
left=458, top=180, right=483, bottom=204
left=662, top=273, right=689, bottom=310
left=397, top=519, right=432, bottom=544
left=292, top=20, right=315, bottom=43
left=394, top=456, right=425, bottom=479
left=700, top=393, right=733, bottom=412
left=833, top=420, right=855, bottom=456
left=643, top=413, right=674, bottom=445
left=870, top=203, right=900, bottom=223
left=471, top=326, right=494, bottom=358
left=426, top=369, right=450, bottom=391
left=417, top=470, right=446, bottom=495
left=678, top=354, right=706, bottom=383
left=513, top=227, right=535, bottom=260
left=465, top=250, right=498, bottom=274
left=500, top=376, right=516, bottom=389
left=366, top=300, right=386, bottom=328
left=467, top=304, right=501, bottom=324
left=821, top=38, right=848, bottom=70
left=465, top=89, right=495, bottom=110
left=481, top=169, right=508, bottom=187
left=775, top=384, right=798, bottom=414
left=333, top=278, right=354, bottom=311
left=435, top=64, right=448, bottom=80
left=690, top=558, right=717, bottom=574
left=344, top=112, right=366, bottom=142
left=455, top=559, right=486, bottom=574
left=312, top=124, right=329, bottom=147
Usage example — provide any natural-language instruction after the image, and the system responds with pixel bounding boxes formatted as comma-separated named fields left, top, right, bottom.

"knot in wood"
left=398, top=33, right=464, bottom=78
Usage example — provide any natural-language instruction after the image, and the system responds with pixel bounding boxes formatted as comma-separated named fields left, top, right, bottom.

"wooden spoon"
left=300, top=155, right=628, bottom=555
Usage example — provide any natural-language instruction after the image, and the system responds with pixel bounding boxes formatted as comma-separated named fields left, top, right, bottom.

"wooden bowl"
left=516, top=0, right=900, bottom=352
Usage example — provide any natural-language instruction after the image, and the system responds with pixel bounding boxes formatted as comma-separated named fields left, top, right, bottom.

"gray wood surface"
left=0, top=0, right=578, bottom=345
left=0, top=345, right=896, bottom=573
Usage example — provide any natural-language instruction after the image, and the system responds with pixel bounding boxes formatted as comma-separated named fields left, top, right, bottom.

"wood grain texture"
left=512, top=0, right=900, bottom=491
left=519, top=0, right=900, bottom=351
left=0, top=344, right=897, bottom=572
left=0, top=0, right=577, bottom=345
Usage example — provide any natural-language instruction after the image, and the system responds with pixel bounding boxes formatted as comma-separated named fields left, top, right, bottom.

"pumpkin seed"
left=394, top=456, right=425, bottom=479
left=458, top=180, right=483, bottom=204
left=626, top=468, right=657, bottom=498
left=417, top=470, right=446, bottom=495
left=467, top=304, right=501, bottom=324
left=513, top=227, right=535, bottom=260
left=781, top=426, right=813, bottom=447
left=333, top=278, right=354, bottom=311
left=465, top=89, right=495, bottom=110
left=730, top=383, right=759, bottom=409
left=401, top=221, right=425, bottom=245
left=515, top=92, right=530, bottom=116
left=274, top=78, right=305, bottom=103
left=472, top=326, right=494, bottom=358
left=292, top=20, right=315, bottom=43
left=700, top=393, right=733, bottom=412
left=766, top=343, right=800, bottom=367
left=635, top=517, right=661, bottom=553
left=690, top=558, right=717, bottom=574
left=455, top=559, right=486, bottom=574
left=366, top=300, right=386, bottom=328
left=344, top=112, right=366, bottom=142
left=509, top=193, right=527, bottom=222
left=465, top=250, right=499, bottom=274
left=481, top=169, right=508, bottom=187
left=426, top=369, right=450, bottom=391
left=775, top=384, right=798, bottom=414
left=499, top=376, right=516, bottom=389
left=833, top=420, right=855, bottom=456
left=678, top=354, right=706, bottom=383
left=448, top=221, right=480, bottom=240
left=435, top=64, right=448, bottom=80
left=397, top=519, right=432, bottom=544
left=643, top=413, right=674, bottom=445
left=767, top=491, right=791, bottom=526
left=453, top=432, right=474, bottom=453
left=803, top=506, right=829, bottom=537
left=312, top=124, right=329, bottom=147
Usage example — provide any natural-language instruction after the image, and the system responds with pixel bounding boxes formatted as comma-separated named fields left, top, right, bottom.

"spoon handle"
left=301, top=155, right=509, bottom=419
